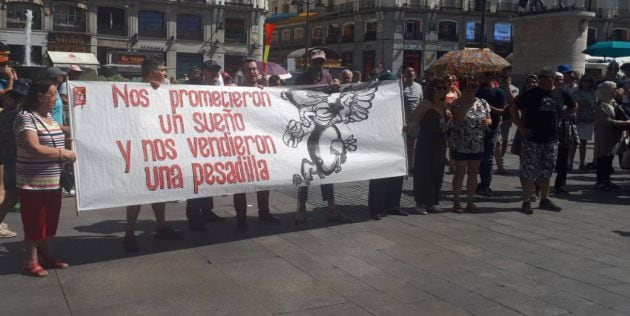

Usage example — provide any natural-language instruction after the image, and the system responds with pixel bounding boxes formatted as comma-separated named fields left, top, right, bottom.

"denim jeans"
left=478, top=127, right=499, bottom=190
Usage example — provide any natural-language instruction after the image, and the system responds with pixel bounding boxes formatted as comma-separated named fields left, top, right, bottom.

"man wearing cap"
left=557, top=64, right=577, bottom=90
left=59, top=65, right=82, bottom=125
left=43, top=67, right=67, bottom=126
left=511, top=67, right=575, bottom=215
left=293, top=50, right=352, bottom=224
left=0, top=78, right=30, bottom=238
left=201, top=60, right=224, bottom=86
left=124, top=56, right=182, bottom=251
left=232, top=57, right=279, bottom=229
left=184, top=60, right=226, bottom=232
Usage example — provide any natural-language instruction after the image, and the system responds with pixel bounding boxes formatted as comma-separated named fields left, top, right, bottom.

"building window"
left=293, top=28, right=304, bottom=42
left=282, top=30, right=291, bottom=41
left=587, top=28, right=597, bottom=46
left=611, top=29, right=629, bottom=41
left=176, top=53, right=203, bottom=80
left=465, top=21, right=481, bottom=42
left=271, top=31, right=279, bottom=43
left=311, top=27, right=323, bottom=46
left=342, top=23, right=354, bottom=43
left=138, top=10, right=165, bottom=38
left=404, top=19, right=422, bottom=40
left=438, top=21, right=457, bottom=41
left=326, top=24, right=340, bottom=44
left=494, top=23, right=512, bottom=42
left=177, top=14, right=203, bottom=41
left=365, top=20, right=377, bottom=41
left=97, top=7, right=127, bottom=36
left=225, top=18, right=246, bottom=44
left=53, top=4, right=87, bottom=32
left=7, top=3, right=42, bottom=30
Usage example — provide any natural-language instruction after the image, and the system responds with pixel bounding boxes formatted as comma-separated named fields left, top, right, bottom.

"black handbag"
left=29, top=112, right=74, bottom=192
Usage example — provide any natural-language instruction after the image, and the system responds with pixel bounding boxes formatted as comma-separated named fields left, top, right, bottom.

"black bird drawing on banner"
left=281, top=83, right=378, bottom=185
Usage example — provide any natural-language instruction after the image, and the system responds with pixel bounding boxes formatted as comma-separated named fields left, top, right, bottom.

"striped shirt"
left=14, top=110, right=65, bottom=190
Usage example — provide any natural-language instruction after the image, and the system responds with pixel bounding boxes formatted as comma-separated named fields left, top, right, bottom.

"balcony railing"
left=406, top=0, right=429, bottom=8
left=440, top=0, right=463, bottom=10
left=496, top=2, right=519, bottom=12
left=359, top=0, right=376, bottom=11
left=325, top=35, right=339, bottom=44
left=339, top=2, right=354, bottom=14
left=404, top=32, right=423, bottom=40
left=224, top=0, right=254, bottom=7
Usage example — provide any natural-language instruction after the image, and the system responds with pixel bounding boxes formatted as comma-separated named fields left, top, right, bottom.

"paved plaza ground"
left=2, top=151, right=630, bottom=316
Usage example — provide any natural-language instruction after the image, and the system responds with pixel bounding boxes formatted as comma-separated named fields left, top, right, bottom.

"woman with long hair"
left=449, top=75, right=491, bottom=213
left=412, top=78, right=449, bottom=213
left=15, top=80, right=76, bottom=277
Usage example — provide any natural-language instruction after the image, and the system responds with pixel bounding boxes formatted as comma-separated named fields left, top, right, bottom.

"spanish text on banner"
left=69, top=81, right=406, bottom=211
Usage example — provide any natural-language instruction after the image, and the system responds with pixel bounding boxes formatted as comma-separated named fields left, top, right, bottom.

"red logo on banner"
left=73, top=86, right=86, bottom=108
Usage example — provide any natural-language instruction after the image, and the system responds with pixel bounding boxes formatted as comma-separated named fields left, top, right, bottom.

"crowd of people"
left=1, top=49, right=630, bottom=277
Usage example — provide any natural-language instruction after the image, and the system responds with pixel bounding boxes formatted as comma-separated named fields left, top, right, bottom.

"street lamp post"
left=290, top=0, right=324, bottom=70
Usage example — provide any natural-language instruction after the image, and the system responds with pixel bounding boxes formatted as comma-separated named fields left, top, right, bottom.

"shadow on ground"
left=0, top=204, right=394, bottom=275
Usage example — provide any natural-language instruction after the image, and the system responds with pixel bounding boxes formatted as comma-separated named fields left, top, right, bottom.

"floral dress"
left=449, top=97, right=490, bottom=154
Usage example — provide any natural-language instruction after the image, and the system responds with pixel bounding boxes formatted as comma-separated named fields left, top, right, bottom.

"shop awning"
left=4, top=0, right=44, bottom=5
left=46, top=51, right=100, bottom=66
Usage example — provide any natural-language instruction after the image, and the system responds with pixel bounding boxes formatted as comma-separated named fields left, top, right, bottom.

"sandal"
left=452, top=204, right=464, bottom=213
left=41, top=256, right=69, bottom=269
left=23, top=261, right=48, bottom=277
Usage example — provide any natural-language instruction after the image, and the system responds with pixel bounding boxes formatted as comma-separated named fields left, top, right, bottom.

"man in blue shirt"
left=44, top=67, right=66, bottom=124
left=475, top=72, right=507, bottom=196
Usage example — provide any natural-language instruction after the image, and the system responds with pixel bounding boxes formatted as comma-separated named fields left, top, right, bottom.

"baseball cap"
left=309, top=49, right=326, bottom=61
left=69, top=65, right=83, bottom=72
left=45, top=67, right=67, bottom=79
left=202, top=60, right=222, bottom=72
left=7, top=78, right=31, bottom=97
left=555, top=72, right=564, bottom=78
left=557, top=64, right=572, bottom=74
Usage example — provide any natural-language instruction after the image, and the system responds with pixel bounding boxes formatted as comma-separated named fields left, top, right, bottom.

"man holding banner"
left=124, top=56, right=183, bottom=252
left=233, top=58, right=280, bottom=229
left=185, top=60, right=227, bottom=232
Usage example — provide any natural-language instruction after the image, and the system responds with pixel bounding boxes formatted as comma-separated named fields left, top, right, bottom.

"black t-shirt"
left=516, top=87, right=574, bottom=143
left=476, top=87, right=506, bottom=129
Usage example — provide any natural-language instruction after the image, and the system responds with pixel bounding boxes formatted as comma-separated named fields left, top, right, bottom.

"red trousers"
left=19, top=189, right=62, bottom=242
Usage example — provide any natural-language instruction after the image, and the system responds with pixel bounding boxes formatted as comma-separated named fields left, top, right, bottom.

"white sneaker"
left=0, top=224, right=17, bottom=238
left=414, top=206, right=428, bottom=215
left=0, top=222, right=7, bottom=229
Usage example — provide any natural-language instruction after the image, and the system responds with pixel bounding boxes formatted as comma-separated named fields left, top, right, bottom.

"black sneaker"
left=539, top=198, right=562, bottom=212
left=258, top=210, right=281, bottom=224
left=521, top=201, right=533, bottom=215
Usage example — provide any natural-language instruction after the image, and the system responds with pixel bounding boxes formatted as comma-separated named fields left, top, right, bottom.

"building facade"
left=267, top=0, right=630, bottom=77
left=0, top=0, right=268, bottom=79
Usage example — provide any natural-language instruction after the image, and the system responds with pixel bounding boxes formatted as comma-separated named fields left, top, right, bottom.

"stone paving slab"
left=2, top=149, right=630, bottom=315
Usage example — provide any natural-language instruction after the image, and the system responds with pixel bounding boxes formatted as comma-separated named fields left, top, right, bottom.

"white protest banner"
left=69, top=80, right=406, bottom=211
